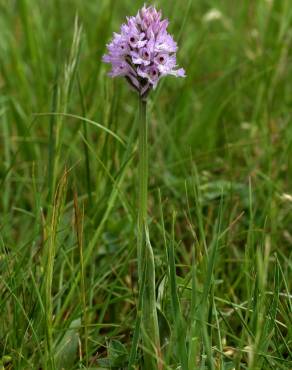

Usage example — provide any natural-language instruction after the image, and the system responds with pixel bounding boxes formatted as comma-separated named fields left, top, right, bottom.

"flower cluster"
left=102, top=5, right=185, bottom=98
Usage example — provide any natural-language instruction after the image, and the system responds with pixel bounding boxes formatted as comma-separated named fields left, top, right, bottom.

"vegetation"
left=0, top=0, right=291, bottom=369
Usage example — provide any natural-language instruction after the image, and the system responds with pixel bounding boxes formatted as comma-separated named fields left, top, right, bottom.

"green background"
left=0, top=0, right=291, bottom=369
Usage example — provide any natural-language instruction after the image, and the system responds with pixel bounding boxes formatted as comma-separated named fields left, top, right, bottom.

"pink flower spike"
left=103, top=5, right=185, bottom=97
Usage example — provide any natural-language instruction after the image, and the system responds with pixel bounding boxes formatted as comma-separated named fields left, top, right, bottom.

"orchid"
left=102, top=6, right=185, bottom=369
left=103, top=4, right=185, bottom=97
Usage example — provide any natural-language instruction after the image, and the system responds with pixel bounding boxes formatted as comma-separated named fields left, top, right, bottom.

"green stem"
left=137, top=97, right=160, bottom=369
left=138, top=98, right=148, bottom=276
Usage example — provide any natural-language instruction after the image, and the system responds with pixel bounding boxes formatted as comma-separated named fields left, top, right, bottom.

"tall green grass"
left=0, top=0, right=291, bottom=369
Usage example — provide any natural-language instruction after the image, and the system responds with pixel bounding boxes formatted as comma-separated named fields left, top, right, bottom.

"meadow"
left=0, top=0, right=292, bottom=369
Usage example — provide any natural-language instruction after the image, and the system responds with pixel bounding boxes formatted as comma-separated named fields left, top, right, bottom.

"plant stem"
left=137, top=98, right=148, bottom=276
left=137, top=97, right=160, bottom=369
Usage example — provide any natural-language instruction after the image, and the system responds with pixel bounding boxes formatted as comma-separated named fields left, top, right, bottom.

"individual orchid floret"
left=102, top=5, right=185, bottom=98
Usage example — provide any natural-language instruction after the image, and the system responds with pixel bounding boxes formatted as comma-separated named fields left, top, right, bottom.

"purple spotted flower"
left=102, top=5, right=185, bottom=98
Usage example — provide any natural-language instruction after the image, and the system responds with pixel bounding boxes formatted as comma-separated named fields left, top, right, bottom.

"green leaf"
left=54, top=318, right=81, bottom=370
left=98, top=340, right=128, bottom=369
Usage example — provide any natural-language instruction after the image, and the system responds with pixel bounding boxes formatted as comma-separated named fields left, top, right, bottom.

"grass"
left=0, top=0, right=292, bottom=369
